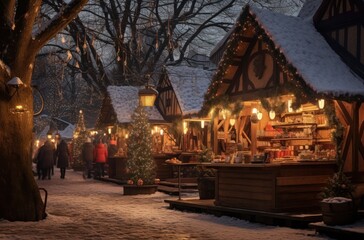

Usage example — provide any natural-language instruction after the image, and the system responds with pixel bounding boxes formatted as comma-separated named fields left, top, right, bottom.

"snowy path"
left=0, top=171, right=331, bottom=240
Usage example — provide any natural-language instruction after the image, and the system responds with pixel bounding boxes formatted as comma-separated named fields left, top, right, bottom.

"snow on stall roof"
left=297, top=0, right=323, bottom=21
left=38, top=124, right=75, bottom=141
left=249, top=5, right=364, bottom=97
left=165, top=66, right=212, bottom=115
left=107, top=85, right=164, bottom=123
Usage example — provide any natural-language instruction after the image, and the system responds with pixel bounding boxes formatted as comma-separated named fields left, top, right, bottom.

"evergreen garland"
left=126, top=106, right=156, bottom=185
left=321, top=100, right=355, bottom=199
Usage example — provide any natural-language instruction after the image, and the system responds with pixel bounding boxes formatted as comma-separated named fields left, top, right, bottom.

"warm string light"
left=318, top=99, right=325, bottom=109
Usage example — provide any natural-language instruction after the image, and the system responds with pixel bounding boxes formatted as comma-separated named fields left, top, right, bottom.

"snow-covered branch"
left=33, top=0, right=88, bottom=52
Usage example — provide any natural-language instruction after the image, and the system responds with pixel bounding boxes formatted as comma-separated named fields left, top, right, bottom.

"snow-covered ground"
left=0, top=171, right=332, bottom=240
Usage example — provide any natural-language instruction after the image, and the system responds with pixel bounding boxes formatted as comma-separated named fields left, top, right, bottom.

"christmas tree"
left=126, top=106, right=156, bottom=185
left=72, top=109, right=88, bottom=170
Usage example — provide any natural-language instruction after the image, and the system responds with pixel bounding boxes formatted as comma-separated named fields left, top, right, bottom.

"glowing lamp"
left=269, top=110, right=276, bottom=120
left=47, top=129, right=52, bottom=139
left=201, top=120, right=205, bottom=129
left=12, top=105, right=26, bottom=113
left=287, top=99, right=293, bottom=113
left=229, top=118, right=236, bottom=126
left=318, top=99, right=325, bottom=109
left=183, top=128, right=188, bottom=134
left=257, top=112, right=263, bottom=120
left=138, top=85, right=158, bottom=107
left=160, top=129, right=164, bottom=135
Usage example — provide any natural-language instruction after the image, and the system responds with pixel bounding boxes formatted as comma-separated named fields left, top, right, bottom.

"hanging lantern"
left=159, top=129, right=164, bottom=135
left=201, top=120, right=205, bottom=129
left=108, top=127, right=112, bottom=134
left=287, top=99, right=293, bottom=113
left=257, top=112, right=263, bottom=120
left=183, top=121, right=188, bottom=134
left=138, top=86, right=158, bottom=106
left=269, top=110, right=276, bottom=120
left=229, top=118, right=236, bottom=126
left=318, top=99, right=325, bottom=109
left=47, top=129, right=53, bottom=139
left=138, top=75, right=158, bottom=107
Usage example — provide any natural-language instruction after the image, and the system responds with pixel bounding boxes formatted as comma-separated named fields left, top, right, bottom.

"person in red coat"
left=93, top=138, right=108, bottom=178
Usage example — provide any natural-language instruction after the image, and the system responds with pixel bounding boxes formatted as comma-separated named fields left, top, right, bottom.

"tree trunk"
left=0, top=74, right=45, bottom=221
left=0, top=0, right=88, bottom=221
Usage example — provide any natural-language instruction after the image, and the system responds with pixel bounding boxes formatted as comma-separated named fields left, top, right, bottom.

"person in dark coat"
left=93, top=138, right=108, bottom=178
left=37, top=140, right=55, bottom=180
left=82, top=138, right=94, bottom=179
left=56, top=139, right=70, bottom=179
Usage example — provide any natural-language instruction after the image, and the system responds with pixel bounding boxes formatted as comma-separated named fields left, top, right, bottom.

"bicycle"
left=32, top=85, right=44, bottom=116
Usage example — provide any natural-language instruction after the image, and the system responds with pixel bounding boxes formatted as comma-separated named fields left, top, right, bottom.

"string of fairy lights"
left=200, top=5, right=357, bottom=118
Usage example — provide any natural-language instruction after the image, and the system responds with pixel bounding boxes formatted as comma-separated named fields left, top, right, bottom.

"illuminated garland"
left=126, top=106, right=156, bottom=185
left=260, top=97, right=285, bottom=115
left=201, top=5, right=361, bottom=117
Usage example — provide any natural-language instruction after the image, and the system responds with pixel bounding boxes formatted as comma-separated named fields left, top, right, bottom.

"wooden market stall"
left=155, top=65, right=213, bottom=161
left=96, top=85, right=178, bottom=181
left=200, top=1, right=364, bottom=212
left=154, top=65, right=214, bottom=193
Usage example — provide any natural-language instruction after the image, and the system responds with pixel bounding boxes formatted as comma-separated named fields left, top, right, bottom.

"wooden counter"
left=206, top=161, right=337, bottom=213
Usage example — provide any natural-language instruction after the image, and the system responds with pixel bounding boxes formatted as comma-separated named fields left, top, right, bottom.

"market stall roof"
left=209, top=4, right=364, bottom=99
left=107, top=85, right=165, bottom=124
left=165, top=65, right=212, bottom=115
left=297, top=0, right=323, bottom=20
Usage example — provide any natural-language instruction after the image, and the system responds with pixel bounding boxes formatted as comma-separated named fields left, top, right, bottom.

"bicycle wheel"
left=32, top=85, right=44, bottom=116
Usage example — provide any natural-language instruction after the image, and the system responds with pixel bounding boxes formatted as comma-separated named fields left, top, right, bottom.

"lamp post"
left=138, top=74, right=158, bottom=107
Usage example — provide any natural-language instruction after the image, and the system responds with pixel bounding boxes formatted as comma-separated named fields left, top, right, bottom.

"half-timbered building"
left=156, top=65, right=212, bottom=152
left=200, top=0, right=364, bottom=212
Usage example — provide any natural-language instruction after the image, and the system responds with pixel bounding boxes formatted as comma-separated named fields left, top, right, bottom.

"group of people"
left=81, top=137, right=109, bottom=179
left=35, top=135, right=114, bottom=180
left=36, top=138, right=70, bottom=180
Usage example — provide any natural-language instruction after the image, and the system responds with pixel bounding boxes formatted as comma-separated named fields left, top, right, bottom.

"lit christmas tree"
left=126, top=106, right=156, bottom=185
left=72, top=109, right=88, bottom=170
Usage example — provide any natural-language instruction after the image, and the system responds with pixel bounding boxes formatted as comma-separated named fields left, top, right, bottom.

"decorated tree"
left=0, top=0, right=88, bottom=221
left=126, top=106, right=156, bottom=186
left=72, top=110, right=88, bottom=170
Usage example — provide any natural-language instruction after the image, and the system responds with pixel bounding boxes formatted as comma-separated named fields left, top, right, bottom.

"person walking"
left=82, top=137, right=94, bottom=179
left=37, top=140, right=55, bottom=180
left=93, top=138, right=108, bottom=178
left=56, top=139, right=70, bottom=179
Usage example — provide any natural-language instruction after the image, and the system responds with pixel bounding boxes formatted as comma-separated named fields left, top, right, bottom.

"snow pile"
left=322, top=197, right=352, bottom=204
left=0, top=171, right=332, bottom=239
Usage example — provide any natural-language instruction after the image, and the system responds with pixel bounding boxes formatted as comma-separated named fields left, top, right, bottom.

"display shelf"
left=271, top=137, right=313, bottom=141
left=257, top=135, right=275, bottom=141
left=315, top=138, right=333, bottom=143
left=272, top=122, right=317, bottom=128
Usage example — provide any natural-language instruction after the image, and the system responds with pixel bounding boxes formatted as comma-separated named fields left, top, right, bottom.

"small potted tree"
left=197, top=146, right=216, bottom=199
left=320, top=102, right=356, bottom=225
left=124, top=106, right=157, bottom=195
